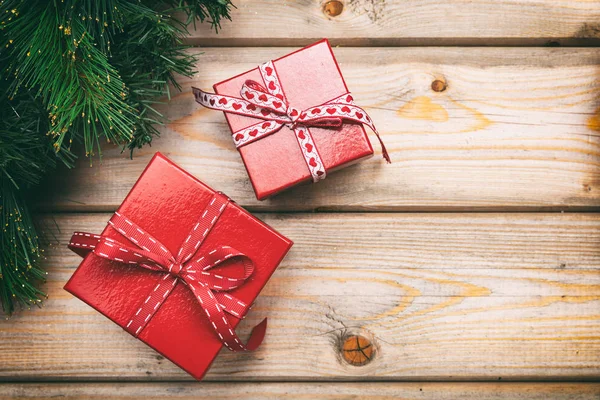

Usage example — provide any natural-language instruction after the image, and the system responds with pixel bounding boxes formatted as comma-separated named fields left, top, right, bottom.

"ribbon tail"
left=321, top=95, right=391, bottom=163
left=372, top=128, right=391, bottom=163
left=344, top=116, right=391, bottom=163
left=323, top=115, right=391, bottom=163
left=343, top=118, right=391, bottom=163
left=188, top=280, right=266, bottom=352
left=344, top=110, right=391, bottom=163
left=301, top=116, right=344, bottom=128
left=70, top=232, right=171, bottom=274
left=192, top=87, right=288, bottom=123
left=68, top=232, right=102, bottom=258
left=245, top=318, right=268, bottom=351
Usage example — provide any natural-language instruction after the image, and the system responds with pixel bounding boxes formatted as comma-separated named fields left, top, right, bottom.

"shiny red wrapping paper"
left=214, top=39, right=374, bottom=200
left=64, top=153, right=293, bottom=379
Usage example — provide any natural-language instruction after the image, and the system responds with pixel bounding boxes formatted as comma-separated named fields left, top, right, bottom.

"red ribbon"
left=68, top=192, right=266, bottom=352
left=192, top=60, right=390, bottom=183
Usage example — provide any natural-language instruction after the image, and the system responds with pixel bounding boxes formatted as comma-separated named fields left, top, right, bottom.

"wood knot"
left=431, top=79, right=447, bottom=92
left=341, top=335, right=375, bottom=366
left=323, top=1, right=344, bottom=17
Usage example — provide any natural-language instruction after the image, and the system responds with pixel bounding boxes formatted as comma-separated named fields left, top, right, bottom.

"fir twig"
left=0, top=86, right=55, bottom=314
left=0, top=0, right=232, bottom=315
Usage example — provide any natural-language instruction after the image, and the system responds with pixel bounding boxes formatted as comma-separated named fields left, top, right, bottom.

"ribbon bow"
left=193, top=60, right=390, bottom=183
left=68, top=193, right=266, bottom=352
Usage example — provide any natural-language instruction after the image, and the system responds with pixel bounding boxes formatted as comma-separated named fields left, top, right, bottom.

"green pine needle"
left=0, top=181, right=47, bottom=315
left=0, top=0, right=232, bottom=315
left=0, top=86, right=57, bottom=315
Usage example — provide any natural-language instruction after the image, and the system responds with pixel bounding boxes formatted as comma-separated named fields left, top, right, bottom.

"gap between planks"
left=177, top=0, right=600, bottom=47
left=1, top=382, right=599, bottom=399
left=36, top=47, right=600, bottom=213
left=1, top=212, right=598, bottom=381
left=183, top=38, right=600, bottom=47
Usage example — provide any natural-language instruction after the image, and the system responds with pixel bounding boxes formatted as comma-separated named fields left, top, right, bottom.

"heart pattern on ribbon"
left=192, top=59, right=391, bottom=183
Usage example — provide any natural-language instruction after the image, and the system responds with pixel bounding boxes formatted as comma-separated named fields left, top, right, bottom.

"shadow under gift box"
left=214, top=39, right=374, bottom=200
left=64, top=153, right=293, bottom=380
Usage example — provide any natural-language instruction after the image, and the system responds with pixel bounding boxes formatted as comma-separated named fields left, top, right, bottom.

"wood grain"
left=1, top=213, right=598, bottom=380
left=181, top=0, right=600, bottom=46
left=37, top=47, right=600, bottom=212
left=1, top=382, right=599, bottom=399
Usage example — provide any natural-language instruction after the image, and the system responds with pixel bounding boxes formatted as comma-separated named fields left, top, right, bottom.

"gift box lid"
left=213, top=39, right=374, bottom=200
left=64, top=152, right=293, bottom=380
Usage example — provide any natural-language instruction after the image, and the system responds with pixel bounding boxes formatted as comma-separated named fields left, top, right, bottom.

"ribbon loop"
left=68, top=193, right=266, bottom=352
left=185, top=246, right=253, bottom=292
left=241, top=80, right=288, bottom=115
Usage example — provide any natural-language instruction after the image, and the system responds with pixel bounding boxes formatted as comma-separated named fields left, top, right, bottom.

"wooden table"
left=2, top=1, right=600, bottom=398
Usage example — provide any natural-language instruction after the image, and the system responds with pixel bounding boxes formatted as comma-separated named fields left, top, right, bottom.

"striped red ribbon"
left=68, top=192, right=266, bottom=352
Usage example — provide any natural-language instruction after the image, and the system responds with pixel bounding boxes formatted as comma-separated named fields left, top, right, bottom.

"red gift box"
left=64, top=152, right=293, bottom=380
left=193, top=39, right=389, bottom=200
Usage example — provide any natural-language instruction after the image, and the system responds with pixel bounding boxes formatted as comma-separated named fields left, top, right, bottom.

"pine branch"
left=1, top=1, right=137, bottom=158
left=0, top=181, right=47, bottom=315
left=0, top=0, right=232, bottom=314
left=110, top=2, right=199, bottom=152
left=0, top=86, right=55, bottom=315
left=148, top=0, right=233, bottom=30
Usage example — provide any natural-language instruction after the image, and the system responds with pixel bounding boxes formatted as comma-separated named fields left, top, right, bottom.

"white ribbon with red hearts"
left=192, top=61, right=390, bottom=182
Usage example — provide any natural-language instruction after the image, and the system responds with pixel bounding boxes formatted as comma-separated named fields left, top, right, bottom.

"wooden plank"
left=181, top=0, right=600, bottom=46
left=37, top=47, right=600, bottom=212
left=1, top=213, right=599, bottom=380
left=1, top=382, right=599, bottom=399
